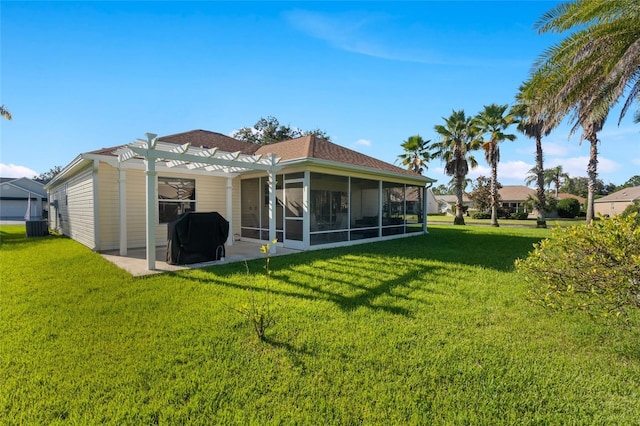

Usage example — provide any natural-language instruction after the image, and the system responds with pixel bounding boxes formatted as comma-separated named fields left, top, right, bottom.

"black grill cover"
left=166, top=212, right=229, bottom=265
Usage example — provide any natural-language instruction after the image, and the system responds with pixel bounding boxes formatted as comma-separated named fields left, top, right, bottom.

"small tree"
left=33, top=166, right=63, bottom=184
left=233, top=116, right=330, bottom=145
left=516, top=214, right=640, bottom=320
left=469, top=176, right=501, bottom=213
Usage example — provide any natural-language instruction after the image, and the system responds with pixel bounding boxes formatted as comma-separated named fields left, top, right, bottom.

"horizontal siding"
left=97, top=163, right=120, bottom=250
left=50, top=166, right=95, bottom=249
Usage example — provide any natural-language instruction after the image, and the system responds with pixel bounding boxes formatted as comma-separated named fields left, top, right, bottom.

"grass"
left=1, top=224, right=639, bottom=425
left=427, top=213, right=584, bottom=228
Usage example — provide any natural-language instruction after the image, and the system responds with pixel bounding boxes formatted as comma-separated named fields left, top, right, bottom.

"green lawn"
left=1, top=224, right=639, bottom=425
left=427, top=214, right=584, bottom=228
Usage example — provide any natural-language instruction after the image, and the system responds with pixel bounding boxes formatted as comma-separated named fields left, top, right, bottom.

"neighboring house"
left=594, top=185, right=640, bottom=217
left=499, top=185, right=536, bottom=214
left=46, top=130, right=436, bottom=270
left=0, top=177, right=47, bottom=220
left=436, top=194, right=473, bottom=214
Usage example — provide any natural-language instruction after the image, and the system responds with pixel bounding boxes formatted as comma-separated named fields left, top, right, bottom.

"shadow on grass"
left=184, top=226, right=545, bottom=317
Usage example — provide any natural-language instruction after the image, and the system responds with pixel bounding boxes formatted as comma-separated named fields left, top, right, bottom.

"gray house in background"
left=0, top=177, right=47, bottom=220
left=594, top=185, right=640, bottom=217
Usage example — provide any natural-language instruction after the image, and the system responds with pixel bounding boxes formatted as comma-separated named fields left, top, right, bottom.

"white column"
left=268, top=154, right=277, bottom=254
left=92, top=159, right=100, bottom=251
left=423, top=185, right=429, bottom=234
left=144, top=133, right=158, bottom=271
left=118, top=167, right=127, bottom=255
left=226, top=177, right=233, bottom=246
left=378, top=180, right=383, bottom=238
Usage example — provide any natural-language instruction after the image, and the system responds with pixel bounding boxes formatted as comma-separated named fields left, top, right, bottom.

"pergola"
left=117, top=133, right=281, bottom=270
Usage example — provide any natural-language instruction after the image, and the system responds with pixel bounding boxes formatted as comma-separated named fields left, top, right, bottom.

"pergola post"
left=144, top=133, right=158, bottom=271
left=118, top=167, right=127, bottom=255
left=226, top=177, right=233, bottom=246
left=268, top=154, right=277, bottom=255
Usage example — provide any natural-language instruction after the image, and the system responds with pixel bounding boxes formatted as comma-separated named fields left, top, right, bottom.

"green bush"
left=512, top=212, right=529, bottom=220
left=556, top=198, right=581, bottom=218
left=621, top=201, right=640, bottom=225
left=472, top=212, right=491, bottom=219
left=516, top=214, right=640, bottom=319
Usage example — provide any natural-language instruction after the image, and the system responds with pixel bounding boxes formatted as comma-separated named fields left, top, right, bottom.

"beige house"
left=46, top=130, right=435, bottom=270
left=594, top=186, right=640, bottom=217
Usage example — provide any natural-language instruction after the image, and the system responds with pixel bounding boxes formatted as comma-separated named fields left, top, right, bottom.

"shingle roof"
left=556, top=193, right=586, bottom=204
left=594, top=186, right=640, bottom=203
left=255, top=135, right=424, bottom=179
left=88, top=130, right=428, bottom=180
left=499, top=185, right=536, bottom=201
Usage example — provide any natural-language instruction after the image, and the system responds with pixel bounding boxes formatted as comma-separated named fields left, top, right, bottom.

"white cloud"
left=550, top=156, right=622, bottom=178
left=353, top=138, right=372, bottom=148
left=0, top=163, right=38, bottom=178
left=468, top=160, right=532, bottom=183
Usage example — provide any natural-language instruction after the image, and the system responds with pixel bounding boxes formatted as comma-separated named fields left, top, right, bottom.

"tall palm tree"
left=530, top=0, right=637, bottom=224
left=475, top=104, right=517, bottom=227
left=513, top=80, right=557, bottom=228
left=397, top=135, right=431, bottom=174
left=431, top=110, right=482, bottom=225
left=0, top=105, right=12, bottom=120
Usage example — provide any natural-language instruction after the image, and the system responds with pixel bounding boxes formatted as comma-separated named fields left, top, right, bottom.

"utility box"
left=26, top=220, right=49, bottom=237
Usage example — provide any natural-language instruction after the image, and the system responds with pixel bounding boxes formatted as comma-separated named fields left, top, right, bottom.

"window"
left=158, top=177, right=196, bottom=223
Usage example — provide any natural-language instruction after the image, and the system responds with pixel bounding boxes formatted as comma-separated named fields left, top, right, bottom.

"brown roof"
left=87, top=130, right=428, bottom=180
left=87, top=129, right=257, bottom=156
left=256, top=135, right=424, bottom=179
left=556, top=193, right=586, bottom=204
left=594, top=185, right=640, bottom=203
left=498, top=185, right=536, bottom=201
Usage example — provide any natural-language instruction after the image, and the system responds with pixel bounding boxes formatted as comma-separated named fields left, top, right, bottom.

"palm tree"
left=397, top=135, right=431, bottom=174
left=532, top=1, right=640, bottom=223
left=534, top=0, right=640, bottom=126
left=431, top=110, right=482, bottom=225
left=544, top=165, right=570, bottom=198
left=0, top=105, right=11, bottom=120
left=475, top=104, right=517, bottom=227
left=513, top=80, right=557, bottom=228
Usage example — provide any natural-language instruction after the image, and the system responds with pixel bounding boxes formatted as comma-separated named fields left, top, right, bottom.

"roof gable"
left=594, top=185, right=640, bottom=203
left=498, top=185, right=536, bottom=201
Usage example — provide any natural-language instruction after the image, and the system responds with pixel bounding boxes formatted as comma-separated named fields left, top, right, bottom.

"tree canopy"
left=232, top=116, right=330, bottom=145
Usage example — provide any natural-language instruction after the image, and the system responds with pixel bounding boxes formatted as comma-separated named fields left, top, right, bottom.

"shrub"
left=556, top=198, right=581, bottom=218
left=512, top=211, right=529, bottom=220
left=515, top=214, right=640, bottom=319
left=621, top=201, right=640, bottom=225
left=472, top=212, right=491, bottom=219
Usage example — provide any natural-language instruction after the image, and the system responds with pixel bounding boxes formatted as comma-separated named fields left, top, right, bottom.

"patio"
left=100, top=241, right=300, bottom=277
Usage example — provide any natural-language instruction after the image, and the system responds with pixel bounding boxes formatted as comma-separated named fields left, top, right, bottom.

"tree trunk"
left=535, top=136, right=547, bottom=228
left=585, top=136, right=598, bottom=224
left=454, top=174, right=465, bottom=225
left=490, top=144, right=499, bottom=227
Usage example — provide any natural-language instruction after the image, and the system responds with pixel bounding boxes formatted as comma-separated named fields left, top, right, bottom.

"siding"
left=50, top=165, right=95, bottom=249
left=97, top=163, right=120, bottom=250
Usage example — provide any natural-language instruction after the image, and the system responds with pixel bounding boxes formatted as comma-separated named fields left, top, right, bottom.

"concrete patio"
left=100, top=241, right=300, bottom=277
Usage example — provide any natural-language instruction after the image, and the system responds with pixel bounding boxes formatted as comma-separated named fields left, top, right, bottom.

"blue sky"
left=1, top=1, right=638, bottom=187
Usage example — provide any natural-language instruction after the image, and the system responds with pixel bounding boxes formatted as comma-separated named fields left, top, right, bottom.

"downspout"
left=92, top=159, right=100, bottom=250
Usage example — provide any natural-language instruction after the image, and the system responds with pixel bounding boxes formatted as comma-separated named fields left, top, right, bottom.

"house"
left=594, top=185, right=640, bottom=217
left=498, top=185, right=536, bottom=214
left=0, top=177, right=47, bottom=220
left=435, top=194, right=473, bottom=214
left=46, top=130, right=436, bottom=270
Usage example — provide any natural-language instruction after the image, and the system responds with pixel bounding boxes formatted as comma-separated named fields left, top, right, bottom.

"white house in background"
left=0, top=177, right=47, bottom=220
left=594, top=185, right=640, bottom=217
left=46, top=130, right=436, bottom=270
